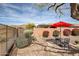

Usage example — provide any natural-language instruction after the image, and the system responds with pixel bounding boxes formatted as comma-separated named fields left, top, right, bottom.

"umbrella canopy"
left=50, top=21, right=73, bottom=28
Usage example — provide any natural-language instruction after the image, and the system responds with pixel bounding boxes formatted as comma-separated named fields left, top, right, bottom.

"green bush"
left=72, top=29, right=79, bottom=36
left=63, top=29, right=71, bottom=36
left=24, top=30, right=33, bottom=38
left=53, top=30, right=60, bottom=37
left=25, top=23, right=36, bottom=29
left=43, top=31, right=49, bottom=37
left=16, top=29, right=36, bottom=49
left=15, top=37, right=32, bottom=49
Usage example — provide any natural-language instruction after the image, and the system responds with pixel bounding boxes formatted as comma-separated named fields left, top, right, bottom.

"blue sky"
left=0, top=3, right=79, bottom=25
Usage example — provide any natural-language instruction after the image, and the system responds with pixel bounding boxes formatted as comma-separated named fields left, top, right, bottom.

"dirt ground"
left=11, top=38, right=79, bottom=56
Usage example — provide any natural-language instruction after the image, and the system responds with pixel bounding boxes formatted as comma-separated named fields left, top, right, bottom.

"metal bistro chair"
left=63, top=38, right=70, bottom=50
left=53, top=30, right=61, bottom=45
left=55, top=37, right=62, bottom=46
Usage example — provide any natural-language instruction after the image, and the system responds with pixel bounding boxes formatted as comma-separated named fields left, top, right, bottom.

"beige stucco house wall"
left=33, top=27, right=79, bottom=44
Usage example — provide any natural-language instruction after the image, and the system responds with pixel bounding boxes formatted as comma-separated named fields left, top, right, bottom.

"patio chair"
left=54, top=37, right=61, bottom=45
left=53, top=30, right=62, bottom=45
left=63, top=38, right=70, bottom=49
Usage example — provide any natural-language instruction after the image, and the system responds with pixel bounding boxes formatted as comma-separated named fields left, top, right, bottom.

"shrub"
left=24, top=30, right=33, bottom=38
left=43, top=31, right=49, bottom=37
left=16, top=29, right=37, bottom=49
left=16, top=30, right=32, bottom=48
left=25, top=23, right=36, bottom=29
left=53, top=30, right=60, bottom=37
left=63, top=29, right=71, bottom=36
left=15, top=37, right=32, bottom=49
left=72, top=29, right=79, bottom=36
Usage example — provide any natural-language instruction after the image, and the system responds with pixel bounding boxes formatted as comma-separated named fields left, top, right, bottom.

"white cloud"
left=0, top=3, right=79, bottom=25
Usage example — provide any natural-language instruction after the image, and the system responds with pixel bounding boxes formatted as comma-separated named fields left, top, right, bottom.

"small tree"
left=26, top=23, right=36, bottom=29
left=34, top=3, right=79, bottom=20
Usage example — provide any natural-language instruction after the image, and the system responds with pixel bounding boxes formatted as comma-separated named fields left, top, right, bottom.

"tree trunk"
left=70, top=3, right=79, bottom=20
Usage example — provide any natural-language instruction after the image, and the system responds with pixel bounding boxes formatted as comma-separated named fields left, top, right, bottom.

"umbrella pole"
left=60, top=27, right=61, bottom=39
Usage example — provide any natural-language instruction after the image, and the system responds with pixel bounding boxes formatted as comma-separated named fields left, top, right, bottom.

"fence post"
left=6, top=25, right=8, bottom=54
left=17, top=28, right=18, bottom=37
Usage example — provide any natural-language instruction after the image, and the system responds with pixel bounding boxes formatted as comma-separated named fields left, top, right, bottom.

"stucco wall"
left=33, top=27, right=79, bottom=44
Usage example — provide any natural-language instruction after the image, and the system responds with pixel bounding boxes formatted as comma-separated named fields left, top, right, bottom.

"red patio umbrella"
left=50, top=21, right=73, bottom=28
left=50, top=21, right=73, bottom=38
